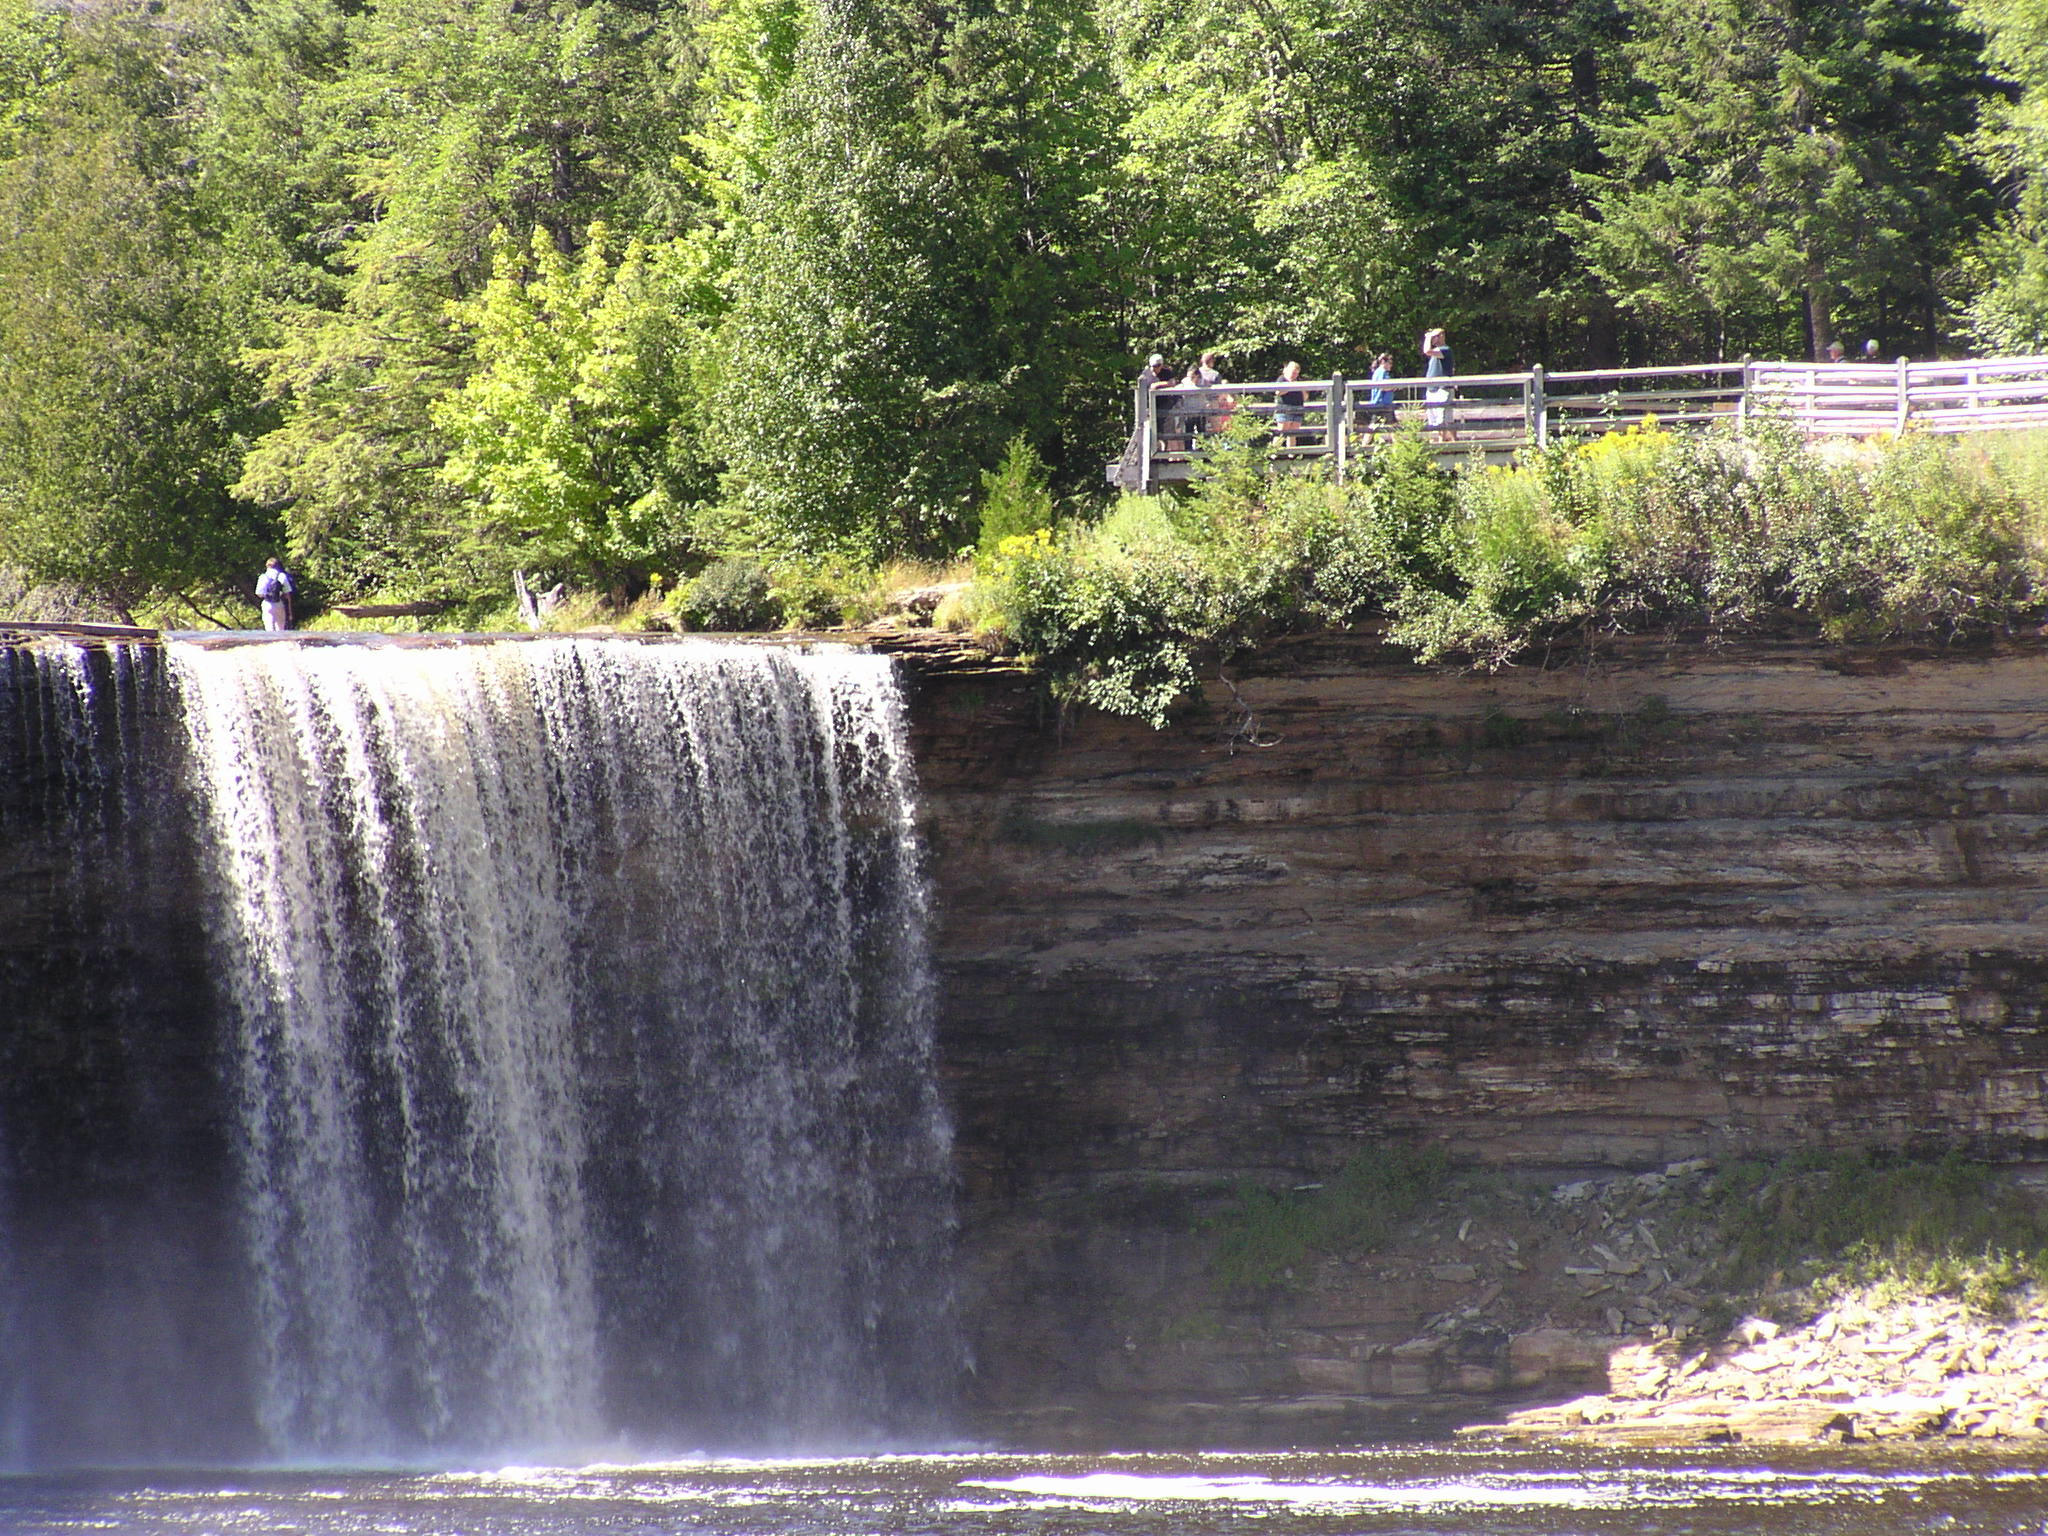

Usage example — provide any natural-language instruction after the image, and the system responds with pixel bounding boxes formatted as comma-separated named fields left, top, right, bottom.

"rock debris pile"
left=1447, top=1165, right=2048, bottom=1446
left=1473, top=1289, right=2048, bottom=1445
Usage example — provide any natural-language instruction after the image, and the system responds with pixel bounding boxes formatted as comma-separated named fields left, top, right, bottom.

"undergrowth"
left=1692, top=1151, right=2048, bottom=1312
left=1208, top=1145, right=1455, bottom=1289
left=970, top=422, right=2048, bottom=726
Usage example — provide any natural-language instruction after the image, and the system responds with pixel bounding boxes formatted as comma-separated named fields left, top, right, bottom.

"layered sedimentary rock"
left=895, top=631, right=2048, bottom=1442
left=10, top=627, right=2048, bottom=1451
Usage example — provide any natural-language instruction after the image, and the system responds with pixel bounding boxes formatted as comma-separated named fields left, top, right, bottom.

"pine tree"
left=1581, top=0, right=1992, bottom=356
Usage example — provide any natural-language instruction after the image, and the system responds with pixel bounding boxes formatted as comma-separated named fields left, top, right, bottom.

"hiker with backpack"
left=256, top=558, right=295, bottom=631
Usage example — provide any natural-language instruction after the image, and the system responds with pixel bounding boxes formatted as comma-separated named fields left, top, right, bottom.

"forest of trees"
left=5, top=0, right=2048, bottom=619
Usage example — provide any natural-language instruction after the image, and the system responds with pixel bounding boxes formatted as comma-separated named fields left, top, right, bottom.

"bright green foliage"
left=1209, top=1147, right=1454, bottom=1290
left=235, top=0, right=700, bottom=597
left=1583, top=0, right=1990, bottom=355
left=0, top=0, right=66, bottom=161
left=435, top=226, right=711, bottom=588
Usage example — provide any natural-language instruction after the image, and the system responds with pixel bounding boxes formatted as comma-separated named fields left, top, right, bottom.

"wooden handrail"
left=1111, top=352, right=2048, bottom=492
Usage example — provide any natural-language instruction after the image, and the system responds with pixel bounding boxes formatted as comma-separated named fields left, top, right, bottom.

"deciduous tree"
left=434, top=225, right=712, bottom=587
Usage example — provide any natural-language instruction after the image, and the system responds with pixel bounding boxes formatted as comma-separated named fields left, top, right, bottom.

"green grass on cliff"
left=1208, top=1145, right=1454, bottom=1289
left=1695, top=1151, right=2048, bottom=1311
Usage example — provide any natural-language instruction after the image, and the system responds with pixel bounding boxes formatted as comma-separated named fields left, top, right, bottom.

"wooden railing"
left=1108, top=355, right=2048, bottom=491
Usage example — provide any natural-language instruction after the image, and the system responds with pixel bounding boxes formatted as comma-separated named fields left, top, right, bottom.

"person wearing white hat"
left=1139, top=352, right=1181, bottom=450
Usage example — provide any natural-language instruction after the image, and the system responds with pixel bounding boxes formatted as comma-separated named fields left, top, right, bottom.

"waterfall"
left=0, top=634, right=956, bottom=1467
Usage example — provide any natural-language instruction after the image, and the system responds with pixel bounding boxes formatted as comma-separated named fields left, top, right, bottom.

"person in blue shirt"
left=256, top=558, right=295, bottom=631
left=1363, top=352, right=1397, bottom=433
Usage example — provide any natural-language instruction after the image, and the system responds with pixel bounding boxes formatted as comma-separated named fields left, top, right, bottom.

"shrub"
left=964, top=420, right=2048, bottom=726
left=675, top=559, right=776, bottom=631
left=1845, top=434, right=2029, bottom=634
left=979, top=518, right=1210, bottom=726
left=977, top=434, right=1058, bottom=553
left=770, top=562, right=860, bottom=629
left=1389, top=452, right=1585, bottom=665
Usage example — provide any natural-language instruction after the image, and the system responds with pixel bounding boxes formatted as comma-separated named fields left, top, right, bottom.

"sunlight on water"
left=2, top=1449, right=2045, bottom=1535
left=968, top=1470, right=1614, bottom=1506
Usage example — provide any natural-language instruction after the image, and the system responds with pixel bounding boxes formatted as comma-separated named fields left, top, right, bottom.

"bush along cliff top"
left=962, top=421, right=2048, bottom=727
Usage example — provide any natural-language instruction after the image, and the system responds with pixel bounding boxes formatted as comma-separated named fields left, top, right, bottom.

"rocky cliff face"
left=897, top=632, right=2048, bottom=1443
left=9, top=630, right=2048, bottom=1453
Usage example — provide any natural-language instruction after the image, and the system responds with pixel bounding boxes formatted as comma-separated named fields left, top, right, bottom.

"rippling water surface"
left=3, top=1449, right=2046, bottom=1535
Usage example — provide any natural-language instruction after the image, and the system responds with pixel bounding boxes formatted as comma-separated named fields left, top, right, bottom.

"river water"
left=0, top=1448, right=2044, bottom=1535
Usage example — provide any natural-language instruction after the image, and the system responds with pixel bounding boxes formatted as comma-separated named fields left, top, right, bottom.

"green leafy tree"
left=235, top=0, right=703, bottom=597
left=1963, top=0, right=2048, bottom=348
left=0, top=0, right=67, bottom=162
left=434, top=224, right=713, bottom=586
left=708, top=0, right=1122, bottom=560
left=0, top=6, right=278, bottom=620
left=1581, top=0, right=1991, bottom=356
left=1100, top=0, right=1627, bottom=368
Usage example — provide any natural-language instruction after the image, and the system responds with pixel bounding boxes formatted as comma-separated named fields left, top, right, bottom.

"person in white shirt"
left=256, top=558, right=294, bottom=631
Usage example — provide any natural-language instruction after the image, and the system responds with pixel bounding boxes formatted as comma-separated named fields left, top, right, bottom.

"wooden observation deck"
left=1109, top=356, right=2048, bottom=493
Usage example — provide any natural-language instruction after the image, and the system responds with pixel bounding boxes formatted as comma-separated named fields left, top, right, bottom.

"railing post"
left=1736, top=354, right=1753, bottom=435
left=1330, top=375, right=1348, bottom=484
left=1895, top=356, right=1910, bottom=436
left=1526, top=365, right=1547, bottom=450
left=1136, top=377, right=1155, bottom=492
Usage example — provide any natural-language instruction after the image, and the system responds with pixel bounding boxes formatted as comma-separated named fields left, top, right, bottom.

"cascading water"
left=0, top=634, right=956, bottom=1468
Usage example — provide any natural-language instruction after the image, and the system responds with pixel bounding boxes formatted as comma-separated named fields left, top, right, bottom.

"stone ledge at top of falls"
left=0, top=617, right=1033, bottom=675
left=13, top=615, right=2048, bottom=689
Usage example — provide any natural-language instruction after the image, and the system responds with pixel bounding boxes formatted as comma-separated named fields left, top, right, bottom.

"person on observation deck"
left=1422, top=328, right=1455, bottom=440
left=1273, top=360, right=1308, bottom=445
left=1188, top=351, right=1230, bottom=437
left=1140, top=353, right=1185, bottom=451
left=1363, top=352, right=1397, bottom=432
left=256, top=557, right=295, bottom=632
